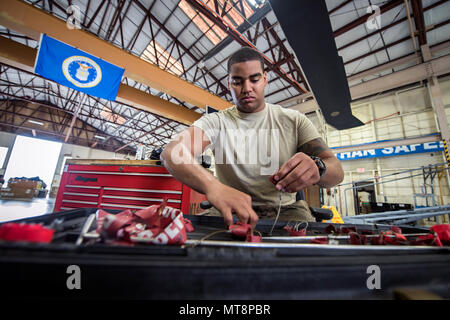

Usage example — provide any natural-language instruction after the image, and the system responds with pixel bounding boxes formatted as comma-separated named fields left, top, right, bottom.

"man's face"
left=227, top=60, right=267, bottom=113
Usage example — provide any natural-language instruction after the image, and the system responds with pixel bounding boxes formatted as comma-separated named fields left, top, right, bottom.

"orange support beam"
left=0, top=0, right=232, bottom=113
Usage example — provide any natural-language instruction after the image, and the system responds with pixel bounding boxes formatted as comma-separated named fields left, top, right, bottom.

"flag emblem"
left=62, top=56, right=102, bottom=88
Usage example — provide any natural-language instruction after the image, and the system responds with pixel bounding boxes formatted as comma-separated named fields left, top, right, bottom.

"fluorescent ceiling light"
left=28, top=120, right=44, bottom=126
left=247, top=0, right=265, bottom=8
left=94, top=135, right=106, bottom=140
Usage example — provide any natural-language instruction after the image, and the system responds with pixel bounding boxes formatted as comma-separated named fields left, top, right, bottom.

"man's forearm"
left=162, top=141, right=259, bottom=228
left=318, top=157, right=344, bottom=188
left=161, top=144, right=219, bottom=195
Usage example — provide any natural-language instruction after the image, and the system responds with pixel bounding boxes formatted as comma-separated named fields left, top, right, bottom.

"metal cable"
left=269, top=191, right=282, bottom=236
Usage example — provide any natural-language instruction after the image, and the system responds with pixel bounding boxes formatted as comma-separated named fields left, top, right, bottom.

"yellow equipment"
left=321, top=205, right=344, bottom=224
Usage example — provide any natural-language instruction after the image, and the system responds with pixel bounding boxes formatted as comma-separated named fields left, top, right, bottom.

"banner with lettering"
left=334, top=140, right=444, bottom=161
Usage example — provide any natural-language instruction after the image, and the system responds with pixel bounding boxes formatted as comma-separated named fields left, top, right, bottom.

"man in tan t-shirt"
left=161, top=47, right=344, bottom=229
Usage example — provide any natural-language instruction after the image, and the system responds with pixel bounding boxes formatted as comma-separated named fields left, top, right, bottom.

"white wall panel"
left=326, top=77, right=450, bottom=219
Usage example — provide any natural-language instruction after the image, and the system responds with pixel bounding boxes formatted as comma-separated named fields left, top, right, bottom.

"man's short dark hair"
left=227, top=47, right=265, bottom=73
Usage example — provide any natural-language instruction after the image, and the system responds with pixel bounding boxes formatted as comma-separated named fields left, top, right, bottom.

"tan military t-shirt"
left=192, top=103, right=321, bottom=206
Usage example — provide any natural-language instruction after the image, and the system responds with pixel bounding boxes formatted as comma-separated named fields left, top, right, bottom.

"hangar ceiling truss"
left=0, top=0, right=449, bottom=154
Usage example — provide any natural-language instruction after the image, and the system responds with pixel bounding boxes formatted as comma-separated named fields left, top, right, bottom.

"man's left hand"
left=272, top=152, right=320, bottom=193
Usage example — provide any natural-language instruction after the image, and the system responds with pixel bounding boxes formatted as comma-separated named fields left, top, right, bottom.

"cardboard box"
left=5, top=179, right=45, bottom=199
left=0, top=188, right=13, bottom=198
left=12, top=186, right=34, bottom=199
left=1, top=186, right=34, bottom=199
left=8, top=179, right=39, bottom=190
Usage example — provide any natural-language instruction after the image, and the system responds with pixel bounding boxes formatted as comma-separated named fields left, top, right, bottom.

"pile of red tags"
left=228, top=222, right=261, bottom=243
left=310, top=223, right=450, bottom=247
left=0, top=223, right=54, bottom=243
left=96, top=202, right=194, bottom=246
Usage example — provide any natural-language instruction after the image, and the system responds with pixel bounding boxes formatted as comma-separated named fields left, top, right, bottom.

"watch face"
left=311, top=156, right=326, bottom=177
left=318, top=160, right=326, bottom=177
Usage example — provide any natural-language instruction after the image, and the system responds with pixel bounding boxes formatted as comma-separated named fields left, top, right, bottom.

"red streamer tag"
left=246, top=233, right=261, bottom=243
left=311, top=237, right=328, bottom=244
left=324, top=224, right=338, bottom=234
left=290, top=230, right=307, bottom=236
left=370, top=231, right=408, bottom=246
left=430, top=225, right=450, bottom=245
left=410, top=233, right=443, bottom=247
left=349, top=232, right=366, bottom=245
left=183, top=218, right=194, bottom=233
left=229, top=222, right=252, bottom=239
left=390, top=226, right=402, bottom=234
left=340, top=226, right=357, bottom=234
left=96, top=204, right=187, bottom=245
left=284, top=225, right=306, bottom=236
left=101, top=213, right=134, bottom=239
left=0, top=223, right=54, bottom=243
left=384, top=231, right=407, bottom=245
left=370, top=234, right=385, bottom=246
left=229, top=222, right=261, bottom=243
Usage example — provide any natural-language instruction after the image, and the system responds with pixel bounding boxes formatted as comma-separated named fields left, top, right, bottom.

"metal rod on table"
left=261, top=233, right=429, bottom=242
left=182, top=239, right=447, bottom=250
left=75, top=213, right=96, bottom=245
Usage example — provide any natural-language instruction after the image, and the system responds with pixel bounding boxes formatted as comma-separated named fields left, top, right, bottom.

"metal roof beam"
left=0, top=0, right=231, bottom=113
left=131, top=0, right=231, bottom=98
left=328, top=0, right=353, bottom=15
left=185, top=0, right=307, bottom=94
left=0, top=35, right=202, bottom=125
left=411, top=0, right=427, bottom=46
left=200, top=1, right=272, bottom=62
left=0, top=98, right=135, bottom=153
left=0, top=89, right=160, bottom=137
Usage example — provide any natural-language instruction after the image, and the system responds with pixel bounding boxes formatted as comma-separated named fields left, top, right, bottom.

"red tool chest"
left=54, top=159, right=203, bottom=214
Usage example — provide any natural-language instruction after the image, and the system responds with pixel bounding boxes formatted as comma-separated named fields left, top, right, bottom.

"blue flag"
left=34, top=34, right=124, bottom=101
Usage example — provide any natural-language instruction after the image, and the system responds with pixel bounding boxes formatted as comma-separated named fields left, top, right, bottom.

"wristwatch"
left=310, top=156, right=326, bottom=177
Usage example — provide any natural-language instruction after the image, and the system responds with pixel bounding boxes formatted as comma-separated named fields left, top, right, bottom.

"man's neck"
left=237, top=102, right=266, bottom=114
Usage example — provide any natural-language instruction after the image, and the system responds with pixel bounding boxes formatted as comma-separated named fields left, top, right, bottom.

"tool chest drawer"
left=54, top=160, right=192, bottom=213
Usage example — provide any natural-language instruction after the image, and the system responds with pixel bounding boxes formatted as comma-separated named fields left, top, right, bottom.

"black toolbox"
left=0, top=208, right=449, bottom=299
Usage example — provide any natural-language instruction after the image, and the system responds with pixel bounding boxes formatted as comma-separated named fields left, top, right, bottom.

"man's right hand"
left=205, top=182, right=259, bottom=229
